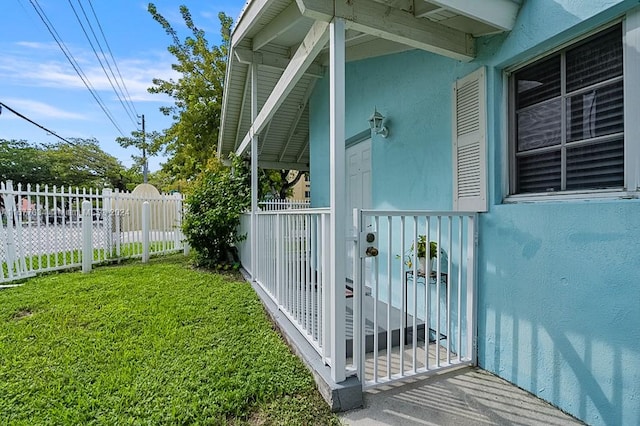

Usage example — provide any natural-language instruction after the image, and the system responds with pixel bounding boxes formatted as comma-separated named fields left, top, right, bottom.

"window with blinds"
left=511, top=24, right=624, bottom=194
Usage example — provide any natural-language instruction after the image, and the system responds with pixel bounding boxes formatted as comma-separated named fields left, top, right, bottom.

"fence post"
left=114, top=189, right=122, bottom=259
left=3, top=181, right=17, bottom=279
left=103, top=188, right=113, bottom=257
left=174, top=193, right=181, bottom=250
left=142, top=201, right=150, bottom=263
left=180, top=194, right=190, bottom=256
left=82, top=200, right=92, bottom=273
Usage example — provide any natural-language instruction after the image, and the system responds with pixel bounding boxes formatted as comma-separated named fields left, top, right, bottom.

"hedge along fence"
left=0, top=181, right=187, bottom=284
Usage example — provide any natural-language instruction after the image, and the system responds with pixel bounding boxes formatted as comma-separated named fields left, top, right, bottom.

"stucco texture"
left=308, top=1, right=640, bottom=424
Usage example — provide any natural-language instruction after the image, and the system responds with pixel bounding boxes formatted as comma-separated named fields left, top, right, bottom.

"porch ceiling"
left=217, top=0, right=523, bottom=169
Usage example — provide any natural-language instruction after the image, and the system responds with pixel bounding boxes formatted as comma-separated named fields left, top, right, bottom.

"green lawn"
left=0, top=255, right=340, bottom=425
left=2, top=242, right=179, bottom=277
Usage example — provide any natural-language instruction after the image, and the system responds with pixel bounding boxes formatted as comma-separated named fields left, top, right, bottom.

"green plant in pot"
left=403, top=235, right=446, bottom=273
left=415, top=235, right=438, bottom=260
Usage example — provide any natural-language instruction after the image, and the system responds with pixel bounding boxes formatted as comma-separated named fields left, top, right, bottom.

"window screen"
left=512, top=25, right=623, bottom=194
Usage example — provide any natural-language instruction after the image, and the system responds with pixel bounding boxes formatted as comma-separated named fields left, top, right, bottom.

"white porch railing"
left=248, top=209, right=331, bottom=359
left=354, top=210, right=478, bottom=389
left=258, top=199, right=310, bottom=211
left=1, top=181, right=186, bottom=283
left=237, top=208, right=478, bottom=386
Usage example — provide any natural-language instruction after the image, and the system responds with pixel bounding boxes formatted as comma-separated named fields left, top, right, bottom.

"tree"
left=44, top=138, right=131, bottom=189
left=262, top=170, right=305, bottom=200
left=148, top=168, right=190, bottom=194
left=147, top=5, right=304, bottom=199
left=147, top=4, right=231, bottom=181
left=0, top=138, right=132, bottom=190
left=0, top=139, right=52, bottom=185
left=116, top=129, right=164, bottom=182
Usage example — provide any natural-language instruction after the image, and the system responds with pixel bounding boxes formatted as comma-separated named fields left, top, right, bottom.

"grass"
left=1, top=242, right=179, bottom=278
left=0, top=255, right=340, bottom=425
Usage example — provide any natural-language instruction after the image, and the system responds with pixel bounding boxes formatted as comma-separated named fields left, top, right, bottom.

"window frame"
left=504, top=14, right=640, bottom=202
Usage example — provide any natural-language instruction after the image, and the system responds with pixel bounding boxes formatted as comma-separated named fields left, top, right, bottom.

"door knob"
left=365, top=246, right=379, bottom=257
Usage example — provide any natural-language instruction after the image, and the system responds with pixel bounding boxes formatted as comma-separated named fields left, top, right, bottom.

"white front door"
left=346, top=138, right=371, bottom=281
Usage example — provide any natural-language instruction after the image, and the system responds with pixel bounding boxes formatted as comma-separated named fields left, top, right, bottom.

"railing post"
left=142, top=201, right=150, bottom=263
left=353, top=208, right=362, bottom=380
left=276, top=213, right=281, bottom=302
left=322, top=212, right=331, bottom=361
left=82, top=200, right=92, bottom=273
left=467, top=214, right=478, bottom=365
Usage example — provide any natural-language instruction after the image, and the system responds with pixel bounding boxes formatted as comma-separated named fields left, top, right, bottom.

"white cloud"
left=0, top=42, right=179, bottom=104
left=14, top=41, right=60, bottom=51
left=3, top=99, right=87, bottom=120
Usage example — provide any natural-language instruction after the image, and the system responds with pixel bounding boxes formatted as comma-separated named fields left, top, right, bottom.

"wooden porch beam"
left=252, top=2, right=303, bottom=51
left=231, top=0, right=272, bottom=47
left=258, top=160, right=310, bottom=171
left=234, top=48, right=325, bottom=78
left=426, top=0, right=520, bottom=32
left=296, top=137, right=309, bottom=163
left=319, top=37, right=413, bottom=65
left=295, top=0, right=334, bottom=22
left=278, top=80, right=316, bottom=161
left=236, top=20, right=330, bottom=156
left=233, top=70, right=252, bottom=151
left=259, top=120, right=273, bottom=155
left=296, top=0, right=475, bottom=61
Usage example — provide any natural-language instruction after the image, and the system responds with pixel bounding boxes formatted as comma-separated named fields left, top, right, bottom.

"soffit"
left=218, top=0, right=523, bottom=169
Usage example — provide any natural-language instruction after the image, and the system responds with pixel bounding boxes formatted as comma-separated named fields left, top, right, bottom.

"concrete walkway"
left=339, top=367, right=584, bottom=426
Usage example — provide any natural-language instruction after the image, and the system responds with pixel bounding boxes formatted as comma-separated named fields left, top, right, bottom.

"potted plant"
left=401, top=235, right=446, bottom=274
left=415, top=235, right=437, bottom=273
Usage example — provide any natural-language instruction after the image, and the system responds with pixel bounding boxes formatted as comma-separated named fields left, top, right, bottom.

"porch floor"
left=352, top=341, right=457, bottom=382
left=339, top=367, right=584, bottom=425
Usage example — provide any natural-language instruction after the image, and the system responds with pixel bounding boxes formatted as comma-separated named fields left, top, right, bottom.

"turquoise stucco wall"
left=309, top=51, right=475, bottom=210
left=308, top=1, right=640, bottom=424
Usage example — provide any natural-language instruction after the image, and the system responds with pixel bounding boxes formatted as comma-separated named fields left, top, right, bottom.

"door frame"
left=346, top=133, right=372, bottom=283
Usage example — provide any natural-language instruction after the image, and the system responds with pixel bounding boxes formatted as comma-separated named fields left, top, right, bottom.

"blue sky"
left=0, top=0, right=245, bottom=172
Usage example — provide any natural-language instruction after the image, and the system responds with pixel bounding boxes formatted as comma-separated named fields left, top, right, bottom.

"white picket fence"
left=0, top=181, right=186, bottom=283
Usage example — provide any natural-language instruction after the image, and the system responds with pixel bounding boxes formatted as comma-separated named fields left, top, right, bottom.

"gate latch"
left=360, top=231, right=378, bottom=258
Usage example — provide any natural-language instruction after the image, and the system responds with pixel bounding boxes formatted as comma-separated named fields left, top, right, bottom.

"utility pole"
left=141, top=114, right=148, bottom=183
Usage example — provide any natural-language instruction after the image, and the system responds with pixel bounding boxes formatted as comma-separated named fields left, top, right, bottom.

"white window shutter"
left=453, top=67, right=487, bottom=212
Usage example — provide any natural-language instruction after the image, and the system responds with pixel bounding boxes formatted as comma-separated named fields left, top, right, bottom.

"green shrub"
left=183, top=155, right=250, bottom=269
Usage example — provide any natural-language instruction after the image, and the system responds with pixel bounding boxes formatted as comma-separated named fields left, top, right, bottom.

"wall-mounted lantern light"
left=368, top=107, right=389, bottom=138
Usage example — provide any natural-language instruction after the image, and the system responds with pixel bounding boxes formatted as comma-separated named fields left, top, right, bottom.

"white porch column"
left=329, top=17, right=346, bottom=383
left=251, top=64, right=259, bottom=281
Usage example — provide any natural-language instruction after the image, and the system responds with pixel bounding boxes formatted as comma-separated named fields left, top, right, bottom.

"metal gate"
left=354, top=209, right=478, bottom=389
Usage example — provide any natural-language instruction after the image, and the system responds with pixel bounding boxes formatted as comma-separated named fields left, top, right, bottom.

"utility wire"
left=68, top=0, right=138, bottom=127
left=0, top=101, right=72, bottom=144
left=15, top=0, right=32, bottom=16
left=86, top=0, right=140, bottom=120
left=28, top=0, right=126, bottom=137
left=0, top=101, right=130, bottom=170
left=76, top=0, right=139, bottom=124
